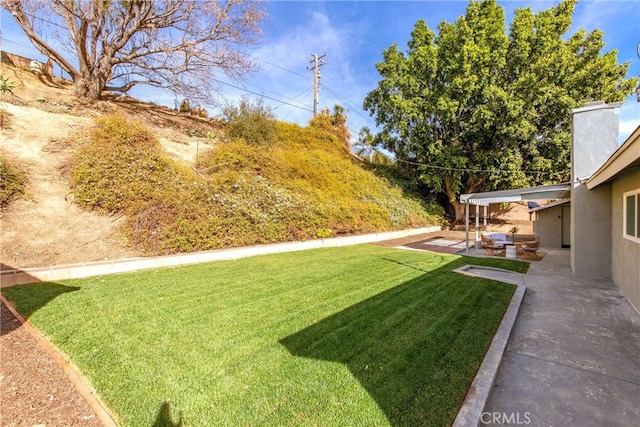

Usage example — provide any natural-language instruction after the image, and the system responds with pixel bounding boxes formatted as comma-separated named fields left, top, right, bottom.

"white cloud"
left=571, top=0, right=636, bottom=33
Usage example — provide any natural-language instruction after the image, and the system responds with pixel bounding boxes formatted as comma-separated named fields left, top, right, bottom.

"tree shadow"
left=280, top=257, right=513, bottom=426
left=36, top=72, right=68, bottom=89
left=107, top=94, right=219, bottom=135
left=1, top=263, right=80, bottom=336
left=152, top=401, right=183, bottom=427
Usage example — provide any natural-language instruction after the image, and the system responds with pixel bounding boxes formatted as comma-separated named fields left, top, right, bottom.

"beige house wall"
left=611, top=169, right=640, bottom=313
left=534, top=206, right=563, bottom=248
left=570, top=102, right=620, bottom=278
left=572, top=183, right=612, bottom=278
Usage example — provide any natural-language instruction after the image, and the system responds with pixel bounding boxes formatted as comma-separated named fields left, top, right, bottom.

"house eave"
left=586, top=124, right=640, bottom=190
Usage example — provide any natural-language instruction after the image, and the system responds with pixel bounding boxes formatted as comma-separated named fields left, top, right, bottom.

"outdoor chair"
left=521, top=237, right=541, bottom=260
left=481, top=234, right=505, bottom=256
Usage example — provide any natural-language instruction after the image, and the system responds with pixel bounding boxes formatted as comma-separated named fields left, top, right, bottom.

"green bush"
left=222, top=98, right=278, bottom=145
left=91, top=111, right=158, bottom=149
left=0, top=76, right=15, bottom=94
left=178, top=99, right=191, bottom=113
left=0, top=156, right=27, bottom=207
left=72, top=145, right=191, bottom=212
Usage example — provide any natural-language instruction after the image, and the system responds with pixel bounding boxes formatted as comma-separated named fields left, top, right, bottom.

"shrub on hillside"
left=72, top=145, right=193, bottom=212
left=309, top=105, right=350, bottom=151
left=199, top=122, right=442, bottom=236
left=70, top=113, right=443, bottom=255
left=71, top=113, right=192, bottom=212
left=0, top=156, right=27, bottom=207
left=91, top=111, right=158, bottom=149
left=222, top=98, right=277, bottom=145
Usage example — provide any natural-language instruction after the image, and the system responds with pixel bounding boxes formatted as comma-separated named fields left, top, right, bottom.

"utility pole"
left=307, top=53, right=326, bottom=117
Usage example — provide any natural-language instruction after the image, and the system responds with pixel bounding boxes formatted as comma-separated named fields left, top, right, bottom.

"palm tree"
left=354, top=127, right=376, bottom=162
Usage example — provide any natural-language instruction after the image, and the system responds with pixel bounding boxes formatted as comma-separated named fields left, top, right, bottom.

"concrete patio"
left=395, top=236, right=640, bottom=425
left=483, top=248, right=640, bottom=426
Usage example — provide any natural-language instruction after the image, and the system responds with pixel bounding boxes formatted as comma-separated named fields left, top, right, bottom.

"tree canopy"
left=2, top=0, right=265, bottom=101
left=363, top=0, right=636, bottom=216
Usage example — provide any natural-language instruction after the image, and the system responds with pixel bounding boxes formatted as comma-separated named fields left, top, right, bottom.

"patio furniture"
left=481, top=234, right=505, bottom=256
left=521, top=237, right=541, bottom=260
left=488, top=233, right=511, bottom=246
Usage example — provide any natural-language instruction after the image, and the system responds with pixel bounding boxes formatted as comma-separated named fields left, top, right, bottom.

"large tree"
left=363, top=0, right=636, bottom=218
left=1, top=0, right=265, bottom=101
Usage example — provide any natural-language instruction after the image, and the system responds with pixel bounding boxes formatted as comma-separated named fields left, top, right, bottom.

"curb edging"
left=1, top=226, right=440, bottom=287
left=452, top=265, right=526, bottom=427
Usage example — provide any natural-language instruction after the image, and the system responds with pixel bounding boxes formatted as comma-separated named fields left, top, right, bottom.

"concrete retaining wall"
left=0, top=226, right=440, bottom=287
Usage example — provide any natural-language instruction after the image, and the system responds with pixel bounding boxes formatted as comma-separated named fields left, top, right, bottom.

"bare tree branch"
left=1, top=0, right=265, bottom=101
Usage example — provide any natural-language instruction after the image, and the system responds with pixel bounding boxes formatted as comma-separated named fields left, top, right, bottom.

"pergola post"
left=484, top=205, right=488, bottom=231
left=465, top=202, right=470, bottom=253
left=475, top=204, right=480, bottom=249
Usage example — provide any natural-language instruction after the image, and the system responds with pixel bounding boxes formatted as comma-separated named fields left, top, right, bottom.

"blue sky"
left=2, top=0, right=639, bottom=143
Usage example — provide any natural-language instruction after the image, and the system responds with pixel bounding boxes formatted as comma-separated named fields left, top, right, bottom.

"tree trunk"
left=451, top=201, right=466, bottom=223
left=73, top=77, right=90, bottom=99
left=443, top=180, right=463, bottom=222
left=72, top=74, right=105, bottom=100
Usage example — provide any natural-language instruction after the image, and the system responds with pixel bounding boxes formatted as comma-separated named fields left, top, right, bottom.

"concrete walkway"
left=483, top=248, right=640, bottom=426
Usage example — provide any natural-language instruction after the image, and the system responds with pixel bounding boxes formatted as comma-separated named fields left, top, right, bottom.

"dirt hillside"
left=0, top=64, right=217, bottom=269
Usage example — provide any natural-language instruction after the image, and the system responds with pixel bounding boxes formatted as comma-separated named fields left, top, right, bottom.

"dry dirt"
left=1, top=301, right=104, bottom=427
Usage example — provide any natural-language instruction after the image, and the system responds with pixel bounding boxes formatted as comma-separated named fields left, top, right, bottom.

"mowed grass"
left=2, top=245, right=527, bottom=426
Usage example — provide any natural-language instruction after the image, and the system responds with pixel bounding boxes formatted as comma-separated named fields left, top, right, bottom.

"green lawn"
left=2, top=245, right=527, bottom=426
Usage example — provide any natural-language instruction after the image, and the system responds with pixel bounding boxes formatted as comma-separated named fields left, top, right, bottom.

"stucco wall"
left=572, top=103, right=621, bottom=180
left=572, top=183, right=612, bottom=278
left=570, top=103, right=620, bottom=278
left=611, top=169, right=640, bottom=313
left=534, top=206, right=563, bottom=248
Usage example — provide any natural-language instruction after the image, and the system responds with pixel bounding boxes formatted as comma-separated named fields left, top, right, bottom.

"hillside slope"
left=0, top=65, right=441, bottom=268
left=1, top=103, right=130, bottom=268
left=0, top=65, right=219, bottom=268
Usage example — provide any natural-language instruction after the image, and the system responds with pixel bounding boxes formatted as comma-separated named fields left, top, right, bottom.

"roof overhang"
left=528, top=198, right=570, bottom=213
left=586, top=124, right=640, bottom=189
left=460, top=183, right=571, bottom=206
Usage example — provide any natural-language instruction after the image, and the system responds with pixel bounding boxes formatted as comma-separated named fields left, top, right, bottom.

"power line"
left=320, top=83, right=365, bottom=116
left=392, top=157, right=562, bottom=176
left=280, top=87, right=314, bottom=120
left=247, top=54, right=310, bottom=80
left=212, top=78, right=314, bottom=113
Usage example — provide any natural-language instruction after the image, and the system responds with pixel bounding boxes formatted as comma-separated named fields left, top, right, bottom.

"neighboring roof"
left=460, top=183, right=571, bottom=206
left=528, top=198, right=570, bottom=213
left=587, top=124, right=640, bottom=189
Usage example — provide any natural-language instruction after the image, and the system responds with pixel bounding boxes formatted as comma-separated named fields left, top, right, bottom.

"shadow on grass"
left=1, top=264, right=80, bottom=335
left=280, top=257, right=515, bottom=426
left=153, top=401, right=184, bottom=427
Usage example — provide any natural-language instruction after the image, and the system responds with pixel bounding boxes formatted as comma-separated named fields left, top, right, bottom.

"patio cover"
left=460, top=183, right=571, bottom=206
left=460, top=183, right=571, bottom=252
